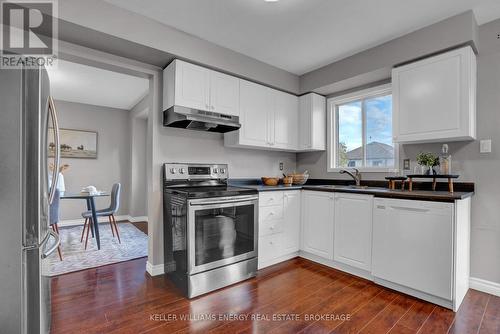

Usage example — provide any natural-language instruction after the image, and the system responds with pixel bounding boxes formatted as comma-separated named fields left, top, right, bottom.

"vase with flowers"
left=416, top=152, right=440, bottom=175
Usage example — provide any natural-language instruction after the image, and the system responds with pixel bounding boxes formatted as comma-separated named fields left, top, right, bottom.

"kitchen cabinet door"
left=334, top=193, right=373, bottom=271
left=298, top=93, right=326, bottom=151
left=281, top=191, right=301, bottom=255
left=209, top=71, right=240, bottom=116
left=392, top=46, right=476, bottom=143
left=372, top=198, right=453, bottom=300
left=301, top=191, right=334, bottom=260
left=273, top=91, right=298, bottom=150
left=174, top=60, right=210, bottom=111
left=235, top=80, right=271, bottom=147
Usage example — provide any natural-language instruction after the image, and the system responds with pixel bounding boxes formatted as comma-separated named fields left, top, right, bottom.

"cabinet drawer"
left=259, top=218, right=284, bottom=237
left=258, top=233, right=282, bottom=264
left=259, top=192, right=284, bottom=207
left=259, top=205, right=284, bottom=222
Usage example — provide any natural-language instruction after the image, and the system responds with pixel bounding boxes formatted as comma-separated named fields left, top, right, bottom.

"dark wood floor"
left=50, top=257, right=499, bottom=334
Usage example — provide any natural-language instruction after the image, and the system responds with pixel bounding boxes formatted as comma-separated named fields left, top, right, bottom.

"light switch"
left=480, top=139, right=492, bottom=153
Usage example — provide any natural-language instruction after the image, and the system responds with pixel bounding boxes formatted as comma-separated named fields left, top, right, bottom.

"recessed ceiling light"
left=265, top=0, right=279, bottom=2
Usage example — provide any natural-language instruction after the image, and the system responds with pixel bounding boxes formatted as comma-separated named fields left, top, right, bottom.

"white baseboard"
left=128, top=215, right=148, bottom=222
left=59, top=215, right=130, bottom=227
left=469, top=277, right=500, bottom=297
left=146, top=261, right=165, bottom=276
left=59, top=215, right=147, bottom=227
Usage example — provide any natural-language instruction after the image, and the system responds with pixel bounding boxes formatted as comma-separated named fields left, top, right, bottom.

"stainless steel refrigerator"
left=0, top=66, right=61, bottom=334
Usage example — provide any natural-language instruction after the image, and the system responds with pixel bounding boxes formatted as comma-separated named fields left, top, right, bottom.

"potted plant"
left=416, top=152, right=440, bottom=175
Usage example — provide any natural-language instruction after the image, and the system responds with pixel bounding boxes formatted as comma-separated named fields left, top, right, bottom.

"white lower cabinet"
left=300, top=191, right=334, bottom=260
left=334, top=193, right=373, bottom=271
left=282, top=191, right=301, bottom=254
left=372, top=198, right=454, bottom=300
left=258, top=191, right=300, bottom=269
left=256, top=189, right=470, bottom=311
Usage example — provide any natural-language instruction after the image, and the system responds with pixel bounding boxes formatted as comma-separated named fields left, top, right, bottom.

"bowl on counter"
left=282, top=176, right=293, bottom=186
left=261, top=177, right=280, bottom=186
left=289, top=172, right=309, bottom=185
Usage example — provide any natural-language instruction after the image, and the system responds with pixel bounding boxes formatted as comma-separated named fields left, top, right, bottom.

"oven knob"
left=179, top=168, right=186, bottom=174
left=219, top=168, right=226, bottom=174
left=213, top=168, right=218, bottom=174
left=170, top=168, right=177, bottom=174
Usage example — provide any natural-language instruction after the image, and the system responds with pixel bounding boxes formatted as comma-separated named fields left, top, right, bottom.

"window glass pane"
left=365, top=95, right=394, bottom=168
left=337, top=101, right=362, bottom=168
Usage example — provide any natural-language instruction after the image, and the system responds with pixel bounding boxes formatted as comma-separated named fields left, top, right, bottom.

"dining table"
left=60, top=192, right=109, bottom=250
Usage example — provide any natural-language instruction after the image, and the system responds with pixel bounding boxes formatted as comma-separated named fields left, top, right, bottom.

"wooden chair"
left=49, top=189, right=63, bottom=260
left=80, top=183, right=121, bottom=249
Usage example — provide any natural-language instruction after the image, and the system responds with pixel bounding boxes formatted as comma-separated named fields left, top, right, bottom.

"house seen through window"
left=329, top=85, right=396, bottom=171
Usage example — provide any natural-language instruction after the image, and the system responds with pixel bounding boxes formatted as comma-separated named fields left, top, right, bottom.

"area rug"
left=48, top=223, right=148, bottom=276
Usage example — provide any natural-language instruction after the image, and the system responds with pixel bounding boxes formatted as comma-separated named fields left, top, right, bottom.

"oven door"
left=188, top=195, right=258, bottom=275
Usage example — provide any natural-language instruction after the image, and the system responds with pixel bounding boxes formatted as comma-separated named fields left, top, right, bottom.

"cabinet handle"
left=269, top=212, right=274, bottom=216
left=270, top=226, right=275, bottom=230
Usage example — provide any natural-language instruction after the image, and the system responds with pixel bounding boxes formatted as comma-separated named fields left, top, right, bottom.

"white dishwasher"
left=372, top=198, right=454, bottom=300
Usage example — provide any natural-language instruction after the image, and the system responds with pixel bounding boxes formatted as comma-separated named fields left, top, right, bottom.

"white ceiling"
left=103, top=0, right=500, bottom=75
left=46, top=59, right=149, bottom=110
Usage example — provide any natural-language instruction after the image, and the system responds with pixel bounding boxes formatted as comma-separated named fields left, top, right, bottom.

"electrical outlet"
left=497, top=33, right=500, bottom=39
left=403, top=159, right=410, bottom=170
left=279, top=162, right=284, bottom=171
left=480, top=139, right=492, bottom=153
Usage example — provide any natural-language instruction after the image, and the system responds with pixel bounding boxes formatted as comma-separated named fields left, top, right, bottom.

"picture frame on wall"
left=48, top=128, right=98, bottom=159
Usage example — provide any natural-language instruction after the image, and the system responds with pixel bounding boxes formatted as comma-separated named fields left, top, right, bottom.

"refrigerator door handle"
left=41, top=230, right=60, bottom=259
left=48, top=96, right=60, bottom=204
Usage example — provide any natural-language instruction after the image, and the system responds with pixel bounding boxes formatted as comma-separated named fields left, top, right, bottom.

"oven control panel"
left=164, top=163, right=228, bottom=180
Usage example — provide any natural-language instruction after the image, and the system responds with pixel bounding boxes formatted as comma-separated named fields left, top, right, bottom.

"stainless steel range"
left=163, top=163, right=258, bottom=298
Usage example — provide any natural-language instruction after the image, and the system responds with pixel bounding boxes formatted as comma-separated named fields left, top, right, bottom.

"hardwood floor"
left=50, top=257, right=499, bottom=334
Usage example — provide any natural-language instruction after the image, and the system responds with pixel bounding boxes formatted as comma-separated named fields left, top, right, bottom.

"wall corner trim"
left=469, top=277, right=500, bottom=297
left=146, top=261, right=165, bottom=276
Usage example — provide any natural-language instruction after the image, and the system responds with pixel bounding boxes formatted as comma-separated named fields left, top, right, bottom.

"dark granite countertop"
left=301, top=185, right=473, bottom=202
left=231, top=184, right=304, bottom=191
left=229, top=178, right=474, bottom=202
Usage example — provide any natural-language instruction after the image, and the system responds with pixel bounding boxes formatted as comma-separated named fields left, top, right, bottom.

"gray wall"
left=157, top=128, right=297, bottom=178
left=300, top=11, right=478, bottom=95
left=55, top=100, right=131, bottom=221
left=129, top=118, right=147, bottom=218
left=297, top=18, right=500, bottom=285
left=129, top=96, right=148, bottom=218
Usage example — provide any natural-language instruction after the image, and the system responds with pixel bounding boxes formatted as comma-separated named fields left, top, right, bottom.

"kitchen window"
left=327, top=84, right=398, bottom=172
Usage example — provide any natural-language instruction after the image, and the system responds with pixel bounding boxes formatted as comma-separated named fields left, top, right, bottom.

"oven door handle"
left=189, top=195, right=258, bottom=206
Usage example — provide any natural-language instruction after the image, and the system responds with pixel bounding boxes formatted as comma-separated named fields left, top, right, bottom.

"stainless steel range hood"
left=163, top=106, right=241, bottom=133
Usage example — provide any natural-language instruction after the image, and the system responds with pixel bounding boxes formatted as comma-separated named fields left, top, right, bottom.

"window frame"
left=327, top=84, right=399, bottom=173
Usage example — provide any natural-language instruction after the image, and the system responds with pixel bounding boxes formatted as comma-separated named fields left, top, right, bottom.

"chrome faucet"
left=340, top=168, right=362, bottom=186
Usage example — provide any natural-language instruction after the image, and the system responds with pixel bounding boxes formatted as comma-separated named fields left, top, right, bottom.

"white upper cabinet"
left=301, top=190, right=334, bottom=260
left=334, top=193, right=373, bottom=271
left=299, top=93, right=326, bottom=151
left=273, top=90, right=299, bottom=149
left=209, top=70, right=240, bottom=116
left=163, top=60, right=240, bottom=116
left=225, top=80, right=299, bottom=151
left=392, top=46, right=476, bottom=143
left=227, top=80, right=271, bottom=147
